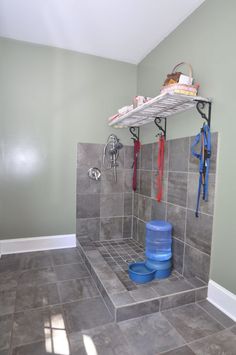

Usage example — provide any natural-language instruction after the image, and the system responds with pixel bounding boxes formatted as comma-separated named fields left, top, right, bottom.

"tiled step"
left=78, top=238, right=208, bottom=322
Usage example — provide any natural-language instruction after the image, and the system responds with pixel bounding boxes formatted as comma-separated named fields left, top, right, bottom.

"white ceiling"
left=0, top=0, right=205, bottom=64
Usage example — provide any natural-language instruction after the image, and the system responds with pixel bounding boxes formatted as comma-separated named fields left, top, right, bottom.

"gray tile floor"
left=0, top=247, right=235, bottom=355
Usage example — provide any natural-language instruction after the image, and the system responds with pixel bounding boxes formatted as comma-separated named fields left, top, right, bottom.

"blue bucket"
left=128, top=262, right=155, bottom=284
left=155, top=268, right=172, bottom=279
left=145, top=259, right=172, bottom=280
left=145, top=258, right=172, bottom=271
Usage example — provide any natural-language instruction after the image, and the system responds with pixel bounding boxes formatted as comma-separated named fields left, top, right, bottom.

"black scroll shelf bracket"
left=129, top=126, right=140, bottom=141
left=154, top=117, right=167, bottom=140
left=195, top=100, right=212, bottom=127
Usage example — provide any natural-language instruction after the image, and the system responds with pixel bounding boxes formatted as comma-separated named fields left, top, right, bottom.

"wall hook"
left=154, top=117, right=166, bottom=139
left=129, top=127, right=140, bottom=141
left=196, top=100, right=211, bottom=127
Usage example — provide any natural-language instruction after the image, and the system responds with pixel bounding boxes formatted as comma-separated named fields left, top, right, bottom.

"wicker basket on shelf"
left=160, top=62, right=199, bottom=96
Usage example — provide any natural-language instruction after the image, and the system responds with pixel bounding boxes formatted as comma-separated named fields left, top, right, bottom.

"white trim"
left=0, top=234, right=76, bottom=255
left=208, top=279, right=236, bottom=322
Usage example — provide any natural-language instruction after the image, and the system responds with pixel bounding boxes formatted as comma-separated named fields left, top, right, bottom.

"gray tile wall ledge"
left=77, top=239, right=208, bottom=322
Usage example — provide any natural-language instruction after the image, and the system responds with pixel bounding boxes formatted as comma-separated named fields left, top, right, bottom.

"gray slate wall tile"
left=100, top=217, right=123, bottom=240
left=110, top=292, right=134, bottom=307
left=183, top=245, right=210, bottom=283
left=100, top=193, right=124, bottom=217
left=77, top=168, right=101, bottom=194
left=124, top=145, right=134, bottom=169
left=186, top=210, right=213, bottom=255
left=0, top=290, right=15, bottom=316
left=160, top=290, right=195, bottom=311
left=172, top=237, right=184, bottom=274
left=151, top=199, right=166, bottom=220
left=137, top=219, right=146, bottom=246
left=138, top=195, right=152, bottom=222
left=124, top=193, right=133, bottom=216
left=0, top=314, right=12, bottom=351
left=0, top=272, right=18, bottom=292
left=116, top=298, right=159, bottom=321
left=169, top=137, right=190, bottom=172
left=195, top=287, right=208, bottom=302
left=77, top=194, right=100, bottom=218
left=133, top=193, right=139, bottom=218
left=76, top=218, right=100, bottom=240
left=167, top=172, right=188, bottom=207
left=166, top=204, right=186, bottom=240
left=116, top=146, right=124, bottom=168
left=132, top=217, right=138, bottom=240
left=139, top=170, right=152, bottom=196
left=133, top=169, right=140, bottom=193
left=153, top=278, right=193, bottom=296
left=187, top=173, right=215, bottom=215
left=123, top=217, right=132, bottom=239
left=140, top=144, right=152, bottom=170
left=101, top=169, right=124, bottom=194
left=124, top=170, right=133, bottom=192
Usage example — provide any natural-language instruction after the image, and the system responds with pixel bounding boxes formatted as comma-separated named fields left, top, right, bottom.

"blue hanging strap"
left=191, top=123, right=211, bottom=217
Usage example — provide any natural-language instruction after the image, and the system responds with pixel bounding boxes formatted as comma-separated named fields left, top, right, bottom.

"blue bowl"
left=128, top=262, right=155, bottom=284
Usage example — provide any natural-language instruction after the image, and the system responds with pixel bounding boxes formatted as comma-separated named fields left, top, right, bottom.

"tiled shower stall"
left=76, top=133, right=218, bottom=321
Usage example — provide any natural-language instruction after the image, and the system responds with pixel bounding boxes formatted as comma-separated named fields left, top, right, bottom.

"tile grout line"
left=130, top=192, right=214, bottom=217
left=195, top=302, right=233, bottom=329
left=165, top=140, right=169, bottom=221
left=159, top=312, right=188, bottom=348
left=182, top=137, right=191, bottom=276
left=185, top=328, right=232, bottom=351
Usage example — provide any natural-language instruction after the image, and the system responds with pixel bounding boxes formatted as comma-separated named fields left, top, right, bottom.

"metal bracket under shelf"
left=154, top=117, right=167, bottom=140
left=129, top=126, right=140, bottom=141
left=195, top=99, right=212, bottom=127
left=153, top=99, right=211, bottom=140
left=127, top=97, right=211, bottom=142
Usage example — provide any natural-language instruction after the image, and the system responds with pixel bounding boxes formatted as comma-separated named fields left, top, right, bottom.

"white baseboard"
left=208, top=279, right=236, bottom=322
left=0, top=234, right=76, bottom=255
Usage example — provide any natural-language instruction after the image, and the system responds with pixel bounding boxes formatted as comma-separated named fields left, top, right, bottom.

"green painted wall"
left=0, top=38, right=136, bottom=239
left=137, top=0, right=236, bottom=293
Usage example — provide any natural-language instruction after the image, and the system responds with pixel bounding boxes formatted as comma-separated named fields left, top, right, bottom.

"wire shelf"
left=108, top=93, right=211, bottom=128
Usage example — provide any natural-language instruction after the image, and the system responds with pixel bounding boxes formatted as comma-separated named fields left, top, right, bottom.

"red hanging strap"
left=132, top=139, right=141, bottom=191
left=156, top=135, right=165, bottom=202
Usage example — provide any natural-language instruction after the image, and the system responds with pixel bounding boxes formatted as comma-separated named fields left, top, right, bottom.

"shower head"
left=106, top=134, right=123, bottom=155
left=103, top=134, right=123, bottom=182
